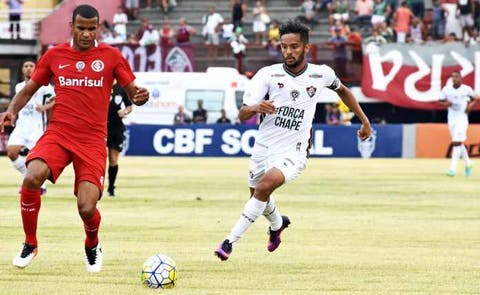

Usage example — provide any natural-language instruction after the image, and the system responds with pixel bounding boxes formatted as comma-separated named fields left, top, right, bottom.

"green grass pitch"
left=0, top=156, right=479, bottom=294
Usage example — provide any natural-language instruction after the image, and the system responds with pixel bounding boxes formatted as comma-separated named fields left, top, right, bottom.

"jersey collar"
left=283, top=63, right=308, bottom=78
left=69, top=39, right=99, bottom=48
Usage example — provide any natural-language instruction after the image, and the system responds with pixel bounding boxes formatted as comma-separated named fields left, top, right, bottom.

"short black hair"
left=279, top=20, right=310, bottom=44
left=72, top=4, right=99, bottom=23
left=22, top=57, right=36, bottom=66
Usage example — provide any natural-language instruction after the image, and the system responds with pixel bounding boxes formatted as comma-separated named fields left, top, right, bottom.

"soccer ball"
left=141, top=254, right=177, bottom=289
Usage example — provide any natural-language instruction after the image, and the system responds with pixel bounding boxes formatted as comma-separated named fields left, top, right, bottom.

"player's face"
left=451, top=72, right=461, bottom=86
left=280, top=33, right=310, bottom=69
left=22, top=61, right=35, bottom=79
left=70, top=15, right=99, bottom=51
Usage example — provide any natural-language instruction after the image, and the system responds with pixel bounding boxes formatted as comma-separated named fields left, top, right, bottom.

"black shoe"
left=267, top=215, right=291, bottom=252
left=214, top=239, right=232, bottom=261
left=107, top=186, right=115, bottom=197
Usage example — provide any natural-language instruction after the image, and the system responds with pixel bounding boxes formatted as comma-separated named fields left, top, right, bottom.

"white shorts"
left=449, top=120, right=468, bottom=142
left=253, top=20, right=266, bottom=33
left=371, top=14, right=386, bottom=25
left=248, top=150, right=307, bottom=188
left=7, top=126, right=43, bottom=149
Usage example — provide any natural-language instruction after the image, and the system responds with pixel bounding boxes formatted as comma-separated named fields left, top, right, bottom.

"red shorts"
left=26, top=129, right=107, bottom=197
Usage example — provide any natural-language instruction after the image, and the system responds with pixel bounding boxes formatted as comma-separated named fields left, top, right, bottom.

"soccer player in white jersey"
left=7, top=58, right=55, bottom=194
left=214, top=20, right=371, bottom=261
left=438, top=71, right=479, bottom=177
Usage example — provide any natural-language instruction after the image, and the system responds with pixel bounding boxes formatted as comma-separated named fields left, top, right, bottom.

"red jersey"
left=31, top=42, right=135, bottom=139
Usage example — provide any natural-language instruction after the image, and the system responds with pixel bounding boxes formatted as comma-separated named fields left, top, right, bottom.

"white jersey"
left=243, top=63, right=340, bottom=156
left=439, top=83, right=474, bottom=124
left=14, top=81, right=55, bottom=131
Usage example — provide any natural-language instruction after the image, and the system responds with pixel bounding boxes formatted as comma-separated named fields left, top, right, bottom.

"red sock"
left=82, top=209, right=101, bottom=248
left=20, top=186, right=41, bottom=247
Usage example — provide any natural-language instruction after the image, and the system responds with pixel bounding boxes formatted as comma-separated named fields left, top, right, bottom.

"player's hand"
left=357, top=122, right=371, bottom=141
left=0, top=112, right=15, bottom=133
left=255, top=100, right=275, bottom=114
left=132, top=86, right=149, bottom=106
left=35, top=104, right=45, bottom=112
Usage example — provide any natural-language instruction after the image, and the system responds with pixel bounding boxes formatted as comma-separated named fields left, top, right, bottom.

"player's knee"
left=254, top=182, right=273, bottom=201
left=23, top=172, right=43, bottom=189
left=78, top=202, right=96, bottom=219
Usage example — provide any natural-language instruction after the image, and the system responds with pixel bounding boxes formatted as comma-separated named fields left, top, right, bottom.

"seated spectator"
left=136, top=18, right=151, bottom=40
left=112, top=6, right=128, bottom=41
left=443, top=32, right=458, bottom=43
left=378, top=21, right=394, bottom=42
left=174, top=105, right=191, bottom=125
left=371, top=0, right=391, bottom=30
left=193, top=99, right=208, bottom=123
left=354, top=0, right=374, bottom=27
left=160, top=19, right=174, bottom=46
left=328, top=0, right=350, bottom=25
left=217, top=109, right=232, bottom=124
left=127, top=32, right=139, bottom=45
left=409, top=16, right=424, bottom=43
left=267, top=19, right=281, bottom=58
left=364, top=28, right=388, bottom=44
left=139, top=25, right=159, bottom=46
left=176, top=18, right=197, bottom=45
left=325, top=103, right=342, bottom=125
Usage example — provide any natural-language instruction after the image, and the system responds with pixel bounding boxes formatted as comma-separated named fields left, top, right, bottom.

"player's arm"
left=36, top=96, right=55, bottom=112
left=118, top=105, right=132, bottom=118
left=238, top=101, right=275, bottom=121
left=0, top=79, right=41, bottom=132
left=123, top=82, right=149, bottom=106
left=465, top=94, right=480, bottom=113
left=336, top=84, right=371, bottom=140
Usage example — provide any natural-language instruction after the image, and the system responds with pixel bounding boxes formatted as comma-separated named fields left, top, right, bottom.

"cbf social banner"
left=123, top=124, right=402, bottom=157
left=362, top=43, right=480, bottom=110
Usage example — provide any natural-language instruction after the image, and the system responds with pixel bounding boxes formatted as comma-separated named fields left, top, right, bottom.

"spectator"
left=393, top=1, right=413, bottom=43
left=136, top=18, right=151, bottom=40
left=444, top=1, right=462, bottom=39
left=231, top=0, right=245, bottom=30
left=267, top=19, right=281, bottom=58
left=378, top=21, right=394, bottom=42
left=222, top=18, right=235, bottom=56
left=328, top=0, right=350, bottom=25
left=127, top=32, right=139, bottom=45
left=203, top=7, right=224, bottom=59
left=174, top=105, right=191, bottom=125
left=193, top=99, right=208, bottom=123
left=409, top=16, right=424, bottom=43
left=329, top=19, right=350, bottom=37
left=347, top=27, right=362, bottom=63
left=327, top=27, right=348, bottom=79
left=444, top=32, right=458, bottom=43
left=408, top=0, right=425, bottom=18
left=299, top=0, right=317, bottom=26
left=364, top=28, right=388, bottom=44
left=457, top=0, right=475, bottom=40
left=139, top=24, right=159, bottom=46
left=103, top=30, right=124, bottom=45
left=337, top=99, right=354, bottom=125
left=354, top=0, right=374, bottom=28
left=176, top=18, right=196, bottom=45
left=252, top=1, right=269, bottom=45
left=230, top=26, right=249, bottom=73
left=159, top=19, right=174, bottom=46
left=371, top=0, right=391, bottom=30
left=5, top=0, right=23, bottom=39
left=125, top=0, right=139, bottom=20
left=325, top=103, right=342, bottom=125
left=217, top=109, right=232, bottom=124
left=431, top=0, right=448, bottom=40
left=112, top=6, right=128, bottom=41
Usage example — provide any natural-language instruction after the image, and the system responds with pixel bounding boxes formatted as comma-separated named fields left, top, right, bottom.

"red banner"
left=114, top=44, right=195, bottom=72
left=361, top=43, right=480, bottom=110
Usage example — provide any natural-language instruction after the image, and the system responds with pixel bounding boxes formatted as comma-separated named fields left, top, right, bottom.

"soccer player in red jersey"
left=0, top=4, right=149, bottom=272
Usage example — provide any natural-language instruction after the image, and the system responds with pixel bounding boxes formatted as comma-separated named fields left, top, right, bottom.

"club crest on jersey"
left=306, top=86, right=317, bottom=98
left=290, top=90, right=300, bottom=101
left=76, top=61, right=85, bottom=72
left=91, top=60, right=104, bottom=72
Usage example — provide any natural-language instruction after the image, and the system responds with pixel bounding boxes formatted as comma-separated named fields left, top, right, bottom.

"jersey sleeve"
left=243, top=67, right=270, bottom=106
left=31, top=51, right=53, bottom=86
left=439, top=87, right=447, bottom=101
left=113, top=49, right=136, bottom=87
left=323, top=65, right=341, bottom=91
left=465, top=85, right=475, bottom=101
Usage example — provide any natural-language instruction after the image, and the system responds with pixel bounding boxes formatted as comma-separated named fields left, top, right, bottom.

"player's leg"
left=215, top=167, right=284, bottom=261
left=457, top=122, right=472, bottom=176
left=448, top=142, right=462, bottom=176
left=77, top=180, right=103, bottom=272
left=73, top=150, right=105, bottom=272
left=107, top=130, right=124, bottom=196
left=7, top=144, right=26, bottom=175
left=13, top=159, right=51, bottom=268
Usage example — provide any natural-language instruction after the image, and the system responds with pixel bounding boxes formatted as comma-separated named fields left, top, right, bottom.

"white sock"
left=460, top=145, right=471, bottom=166
left=12, top=156, right=27, bottom=176
left=226, top=196, right=267, bottom=243
left=263, top=196, right=283, bottom=231
left=449, top=146, right=461, bottom=172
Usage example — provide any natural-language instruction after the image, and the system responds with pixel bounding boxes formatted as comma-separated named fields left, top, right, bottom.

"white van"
left=125, top=67, right=249, bottom=125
